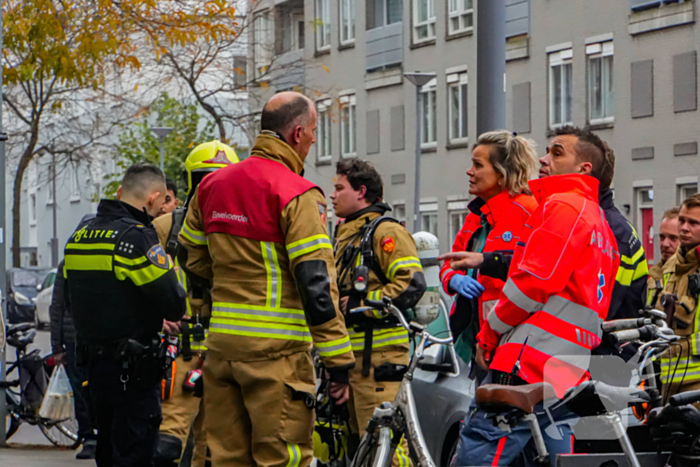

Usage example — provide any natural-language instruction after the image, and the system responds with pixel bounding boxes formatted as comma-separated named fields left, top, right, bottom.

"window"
left=449, top=210, right=467, bottom=244
left=448, top=72, right=468, bottom=143
left=393, top=204, right=406, bottom=225
left=46, top=163, right=55, bottom=205
left=636, top=187, right=654, bottom=263
left=366, top=0, right=403, bottom=30
left=317, top=99, right=332, bottom=163
left=587, top=41, right=614, bottom=124
left=276, top=6, right=306, bottom=55
left=29, top=193, right=37, bottom=226
left=340, top=94, right=357, bottom=157
left=315, top=0, right=331, bottom=51
left=413, top=0, right=436, bottom=43
left=448, top=0, right=473, bottom=35
left=254, top=11, right=273, bottom=78
left=678, top=184, right=698, bottom=204
left=233, top=56, right=247, bottom=88
left=340, top=0, right=356, bottom=44
left=419, top=78, right=437, bottom=147
left=549, top=49, right=573, bottom=128
left=421, top=212, right=438, bottom=236
left=70, top=164, right=80, bottom=202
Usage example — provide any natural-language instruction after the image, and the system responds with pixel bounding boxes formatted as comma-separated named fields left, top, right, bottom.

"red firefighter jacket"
left=477, top=174, right=620, bottom=397
left=440, top=190, right=538, bottom=328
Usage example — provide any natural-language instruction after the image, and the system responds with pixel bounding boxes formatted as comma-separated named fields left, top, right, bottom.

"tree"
left=103, top=93, right=216, bottom=200
left=2, top=0, right=238, bottom=266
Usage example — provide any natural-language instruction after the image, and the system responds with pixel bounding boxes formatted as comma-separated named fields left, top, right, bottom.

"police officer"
left=658, top=195, right=700, bottom=401
left=179, top=92, right=354, bottom=467
left=153, top=141, right=239, bottom=467
left=647, top=208, right=680, bottom=306
left=64, top=162, right=187, bottom=467
left=331, top=158, right=426, bottom=466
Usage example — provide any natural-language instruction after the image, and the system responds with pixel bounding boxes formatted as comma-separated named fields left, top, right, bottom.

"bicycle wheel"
left=352, top=432, right=380, bottom=467
left=5, top=412, right=20, bottom=440
left=39, top=417, right=81, bottom=449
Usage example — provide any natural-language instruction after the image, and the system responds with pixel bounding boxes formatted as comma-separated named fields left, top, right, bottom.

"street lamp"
left=404, top=72, right=436, bottom=233
left=151, top=127, right=174, bottom=172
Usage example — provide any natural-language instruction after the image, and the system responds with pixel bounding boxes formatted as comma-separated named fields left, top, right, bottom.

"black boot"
left=76, top=439, right=97, bottom=460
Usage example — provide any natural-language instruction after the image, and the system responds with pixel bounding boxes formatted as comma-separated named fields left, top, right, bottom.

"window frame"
left=447, top=72, right=468, bottom=144
left=548, top=48, right=574, bottom=129
left=420, top=208, right=439, bottom=237
left=29, top=193, right=37, bottom=226
left=419, top=78, right=438, bottom=149
left=412, top=0, right=436, bottom=44
left=340, top=0, right=356, bottom=45
left=677, top=183, right=698, bottom=204
left=587, top=40, right=614, bottom=125
left=316, top=98, right=333, bottom=164
left=340, top=94, right=357, bottom=158
left=253, top=10, right=273, bottom=79
left=315, top=0, right=332, bottom=52
left=70, top=163, right=81, bottom=202
left=393, top=203, right=407, bottom=225
left=447, top=0, right=474, bottom=36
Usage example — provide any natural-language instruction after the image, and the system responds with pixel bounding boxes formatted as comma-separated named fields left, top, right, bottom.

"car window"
left=12, top=270, right=40, bottom=287
left=41, top=272, right=56, bottom=290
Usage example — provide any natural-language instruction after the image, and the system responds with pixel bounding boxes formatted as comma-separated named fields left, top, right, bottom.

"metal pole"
left=412, top=86, right=421, bottom=233
left=50, top=153, right=58, bottom=267
left=476, top=0, right=506, bottom=134
left=159, top=138, right=165, bottom=172
left=0, top=0, right=8, bottom=444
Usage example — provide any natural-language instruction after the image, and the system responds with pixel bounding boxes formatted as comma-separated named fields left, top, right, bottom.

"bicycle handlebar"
left=670, top=389, right=700, bottom=407
left=608, top=325, right=658, bottom=345
left=601, top=318, right=651, bottom=333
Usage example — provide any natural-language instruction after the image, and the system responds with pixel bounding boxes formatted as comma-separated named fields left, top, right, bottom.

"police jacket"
left=334, top=203, right=426, bottom=355
left=599, top=189, right=649, bottom=320
left=440, top=190, right=537, bottom=335
left=64, top=200, right=187, bottom=346
left=477, top=175, right=620, bottom=397
left=179, top=134, right=355, bottom=382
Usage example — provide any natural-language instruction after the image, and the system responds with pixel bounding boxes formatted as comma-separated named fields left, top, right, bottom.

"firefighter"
left=647, top=207, right=680, bottom=306
left=450, top=131, right=620, bottom=467
left=436, top=130, right=538, bottom=378
left=331, top=158, right=426, bottom=465
left=179, top=92, right=355, bottom=467
left=657, top=195, right=700, bottom=401
left=64, top=162, right=187, bottom=467
left=153, top=141, right=239, bottom=466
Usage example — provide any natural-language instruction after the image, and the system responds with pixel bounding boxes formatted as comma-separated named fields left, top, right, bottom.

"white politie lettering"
left=212, top=211, right=249, bottom=223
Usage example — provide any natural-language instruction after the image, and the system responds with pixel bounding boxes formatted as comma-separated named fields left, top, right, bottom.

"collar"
left=468, top=190, right=516, bottom=227
left=344, top=202, right=392, bottom=223
left=528, top=174, right=599, bottom=204
left=251, top=133, right=304, bottom=174
left=598, top=189, right=614, bottom=210
left=96, top=199, right=152, bottom=225
left=676, top=246, right=700, bottom=275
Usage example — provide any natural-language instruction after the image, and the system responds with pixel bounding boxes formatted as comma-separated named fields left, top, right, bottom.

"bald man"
left=180, top=92, right=354, bottom=467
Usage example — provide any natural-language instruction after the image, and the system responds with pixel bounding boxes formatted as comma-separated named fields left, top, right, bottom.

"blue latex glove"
left=450, top=274, right=485, bottom=299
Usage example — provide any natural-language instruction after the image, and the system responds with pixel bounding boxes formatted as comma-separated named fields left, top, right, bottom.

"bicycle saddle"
left=563, top=380, right=650, bottom=417
left=476, top=383, right=556, bottom=415
left=6, top=323, right=33, bottom=337
left=7, top=329, right=36, bottom=350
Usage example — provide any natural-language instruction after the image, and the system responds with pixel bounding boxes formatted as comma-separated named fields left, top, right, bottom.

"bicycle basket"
left=19, top=349, right=48, bottom=412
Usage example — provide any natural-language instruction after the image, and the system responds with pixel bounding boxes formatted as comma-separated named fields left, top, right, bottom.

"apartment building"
left=249, top=0, right=699, bottom=263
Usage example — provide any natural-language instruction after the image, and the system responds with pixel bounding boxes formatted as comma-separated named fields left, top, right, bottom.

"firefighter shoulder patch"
left=147, top=244, right=169, bottom=269
left=381, top=237, right=395, bottom=253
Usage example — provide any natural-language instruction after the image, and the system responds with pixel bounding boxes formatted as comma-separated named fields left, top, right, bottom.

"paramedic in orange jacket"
left=438, top=131, right=538, bottom=372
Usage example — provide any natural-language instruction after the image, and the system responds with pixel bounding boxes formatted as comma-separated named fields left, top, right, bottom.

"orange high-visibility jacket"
left=440, top=190, right=538, bottom=328
left=477, top=174, right=620, bottom=397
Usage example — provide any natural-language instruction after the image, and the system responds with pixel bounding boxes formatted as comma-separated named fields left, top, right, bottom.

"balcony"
left=366, top=22, right=403, bottom=72
left=506, top=0, right=529, bottom=38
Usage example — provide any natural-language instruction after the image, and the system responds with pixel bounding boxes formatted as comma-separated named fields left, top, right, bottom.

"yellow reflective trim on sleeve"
left=286, top=234, right=332, bottom=260
left=285, top=443, right=302, bottom=467
left=620, top=247, right=645, bottom=266
left=64, top=254, right=113, bottom=272
left=616, top=266, right=634, bottom=287
left=66, top=243, right=115, bottom=251
left=115, top=264, right=169, bottom=286
left=181, top=223, right=207, bottom=246
left=316, top=336, right=352, bottom=357
left=632, top=259, right=649, bottom=281
left=387, top=256, right=422, bottom=281
left=113, top=255, right=149, bottom=267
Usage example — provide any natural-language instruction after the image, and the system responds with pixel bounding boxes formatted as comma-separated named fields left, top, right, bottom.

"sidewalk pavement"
left=0, top=445, right=81, bottom=466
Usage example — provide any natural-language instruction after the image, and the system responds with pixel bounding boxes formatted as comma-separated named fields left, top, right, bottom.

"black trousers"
left=65, top=341, right=96, bottom=441
left=88, top=358, right=162, bottom=467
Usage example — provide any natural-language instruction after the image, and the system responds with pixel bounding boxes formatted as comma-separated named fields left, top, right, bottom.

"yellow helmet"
left=183, top=140, right=239, bottom=195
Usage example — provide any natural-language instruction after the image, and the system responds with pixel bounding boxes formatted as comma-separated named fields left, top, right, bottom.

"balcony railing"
left=506, top=0, right=529, bottom=38
left=366, top=22, right=403, bottom=72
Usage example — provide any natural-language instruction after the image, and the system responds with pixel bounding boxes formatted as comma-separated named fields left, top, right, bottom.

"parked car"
left=6, top=267, right=52, bottom=325
left=412, top=291, right=474, bottom=467
left=34, top=269, right=58, bottom=329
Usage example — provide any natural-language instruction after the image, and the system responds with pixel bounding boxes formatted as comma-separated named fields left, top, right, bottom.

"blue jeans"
left=451, top=398, right=575, bottom=467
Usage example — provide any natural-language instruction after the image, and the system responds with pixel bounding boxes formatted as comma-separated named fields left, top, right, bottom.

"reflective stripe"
left=65, top=254, right=112, bottom=272
left=181, top=222, right=207, bottom=245
left=286, top=443, right=301, bottom=467
left=632, top=259, right=649, bottom=281
left=387, top=256, right=422, bottom=281
left=660, top=356, right=700, bottom=383
left=396, top=441, right=409, bottom=467
left=210, top=318, right=312, bottom=342
left=316, top=336, right=352, bottom=357
left=488, top=309, right=513, bottom=335
left=366, top=290, right=384, bottom=318
left=620, top=247, right=645, bottom=266
left=505, top=323, right=592, bottom=372
left=502, top=279, right=543, bottom=313
left=616, top=266, right=635, bottom=287
left=115, top=263, right=169, bottom=286
left=114, top=254, right=148, bottom=267
left=66, top=243, right=115, bottom=251
left=541, top=295, right=603, bottom=339
left=175, top=258, right=192, bottom=316
left=262, top=242, right=281, bottom=308
left=349, top=327, right=408, bottom=351
left=212, top=303, right=306, bottom=325
left=286, top=234, right=332, bottom=260
left=693, top=334, right=700, bottom=355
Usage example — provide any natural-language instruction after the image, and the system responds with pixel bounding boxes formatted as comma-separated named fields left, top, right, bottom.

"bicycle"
left=2, top=322, right=80, bottom=448
left=349, top=297, right=460, bottom=467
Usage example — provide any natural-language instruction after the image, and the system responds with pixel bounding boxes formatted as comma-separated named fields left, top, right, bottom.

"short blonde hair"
left=475, top=130, right=538, bottom=196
